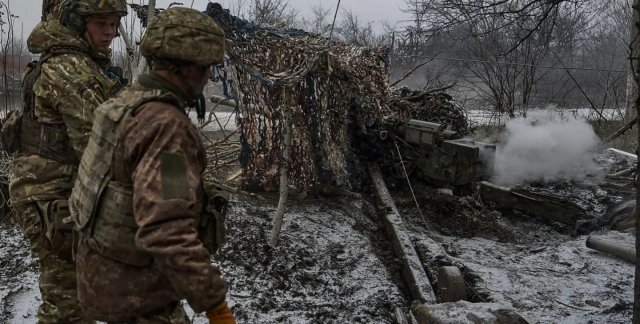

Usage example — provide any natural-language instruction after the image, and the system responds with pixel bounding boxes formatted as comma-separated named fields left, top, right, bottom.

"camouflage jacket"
left=76, top=78, right=227, bottom=321
left=9, top=19, right=119, bottom=206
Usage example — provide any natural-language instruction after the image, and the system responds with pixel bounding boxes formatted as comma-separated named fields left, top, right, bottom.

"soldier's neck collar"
left=138, top=71, right=195, bottom=109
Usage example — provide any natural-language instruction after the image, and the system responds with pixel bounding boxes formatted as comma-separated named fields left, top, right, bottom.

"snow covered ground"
left=1, top=191, right=634, bottom=323
left=467, top=108, right=624, bottom=126
left=437, top=232, right=633, bottom=323
left=0, top=107, right=635, bottom=323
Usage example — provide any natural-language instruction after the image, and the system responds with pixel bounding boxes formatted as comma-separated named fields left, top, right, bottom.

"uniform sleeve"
left=39, top=57, right=115, bottom=157
left=123, top=102, right=227, bottom=312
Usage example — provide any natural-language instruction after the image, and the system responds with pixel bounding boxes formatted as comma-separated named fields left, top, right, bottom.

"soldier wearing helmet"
left=6, top=0, right=127, bottom=323
left=69, top=7, right=236, bottom=324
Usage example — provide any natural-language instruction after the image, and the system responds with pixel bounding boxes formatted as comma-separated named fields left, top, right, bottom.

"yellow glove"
left=206, top=300, right=236, bottom=324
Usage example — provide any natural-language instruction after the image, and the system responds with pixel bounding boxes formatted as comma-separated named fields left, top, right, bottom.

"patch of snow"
left=468, top=108, right=624, bottom=126
left=441, top=231, right=633, bottom=323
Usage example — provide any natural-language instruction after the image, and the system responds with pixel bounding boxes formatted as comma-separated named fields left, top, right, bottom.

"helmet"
left=141, top=7, right=225, bottom=67
left=61, top=0, right=128, bottom=34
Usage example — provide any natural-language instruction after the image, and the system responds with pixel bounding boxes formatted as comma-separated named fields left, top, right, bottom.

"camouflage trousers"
left=108, top=302, right=190, bottom=324
left=15, top=201, right=92, bottom=324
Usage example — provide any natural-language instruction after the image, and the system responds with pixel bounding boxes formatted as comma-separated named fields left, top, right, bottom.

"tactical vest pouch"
left=17, top=117, right=79, bottom=165
left=88, top=181, right=153, bottom=267
left=0, top=108, right=22, bottom=153
left=39, top=122, right=79, bottom=164
left=198, top=181, right=229, bottom=255
left=49, top=199, right=74, bottom=231
left=1, top=55, right=78, bottom=164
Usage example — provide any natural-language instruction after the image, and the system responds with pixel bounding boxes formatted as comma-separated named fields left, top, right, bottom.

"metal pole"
left=118, top=23, right=135, bottom=57
left=326, top=0, right=341, bottom=46
left=133, top=0, right=157, bottom=81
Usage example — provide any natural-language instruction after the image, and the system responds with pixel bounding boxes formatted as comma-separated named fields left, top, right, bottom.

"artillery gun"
left=399, top=119, right=495, bottom=193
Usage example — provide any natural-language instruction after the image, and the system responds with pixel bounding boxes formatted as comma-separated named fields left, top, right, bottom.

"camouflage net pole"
left=269, top=0, right=343, bottom=246
left=269, top=107, right=292, bottom=246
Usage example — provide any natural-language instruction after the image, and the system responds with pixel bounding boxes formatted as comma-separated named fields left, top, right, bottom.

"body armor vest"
left=1, top=48, right=90, bottom=164
left=70, top=88, right=228, bottom=267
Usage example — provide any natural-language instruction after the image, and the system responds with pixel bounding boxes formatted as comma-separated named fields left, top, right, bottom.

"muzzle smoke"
left=493, top=114, right=601, bottom=186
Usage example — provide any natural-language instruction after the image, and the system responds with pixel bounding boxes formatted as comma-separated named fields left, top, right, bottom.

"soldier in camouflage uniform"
left=8, top=0, right=127, bottom=323
left=69, top=7, right=236, bottom=324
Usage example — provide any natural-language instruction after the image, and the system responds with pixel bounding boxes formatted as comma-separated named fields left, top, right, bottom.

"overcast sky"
left=9, top=0, right=408, bottom=46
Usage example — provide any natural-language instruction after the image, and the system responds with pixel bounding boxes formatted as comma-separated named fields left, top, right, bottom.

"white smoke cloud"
left=493, top=114, right=601, bottom=186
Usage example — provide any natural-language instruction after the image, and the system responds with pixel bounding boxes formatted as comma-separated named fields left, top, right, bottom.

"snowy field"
left=467, top=108, right=625, bottom=126
left=0, top=97, right=634, bottom=323
left=1, top=190, right=634, bottom=323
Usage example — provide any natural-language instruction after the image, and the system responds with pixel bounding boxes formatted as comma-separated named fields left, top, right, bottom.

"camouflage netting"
left=207, top=3, right=469, bottom=192
left=392, top=87, right=469, bottom=135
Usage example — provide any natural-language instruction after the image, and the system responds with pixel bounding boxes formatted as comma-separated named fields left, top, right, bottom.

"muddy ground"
left=0, top=186, right=634, bottom=323
left=0, top=120, right=635, bottom=323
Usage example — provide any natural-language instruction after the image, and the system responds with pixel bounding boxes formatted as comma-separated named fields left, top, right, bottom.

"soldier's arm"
left=42, top=58, right=115, bottom=157
left=123, top=102, right=227, bottom=313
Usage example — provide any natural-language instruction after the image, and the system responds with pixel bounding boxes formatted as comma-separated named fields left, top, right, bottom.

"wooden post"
left=269, top=109, right=292, bottom=247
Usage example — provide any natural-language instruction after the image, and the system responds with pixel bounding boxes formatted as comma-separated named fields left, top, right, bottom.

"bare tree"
left=631, top=1, right=640, bottom=323
left=401, top=0, right=430, bottom=49
left=301, top=4, right=332, bottom=36
left=335, top=9, right=378, bottom=47
left=226, top=0, right=248, bottom=17
left=420, top=0, right=593, bottom=54
left=391, top=0, right=628, bottom=118
left=424, top=1, right=569, bottom=115
left=0, top=0, right=20, bottom=114
left=626, top=0, right=639, bottom=121
left=248, top=0, right=298, bottom=28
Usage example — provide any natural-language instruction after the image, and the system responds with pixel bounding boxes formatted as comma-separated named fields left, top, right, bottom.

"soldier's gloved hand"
left=206, top=300, right=236, bottom=324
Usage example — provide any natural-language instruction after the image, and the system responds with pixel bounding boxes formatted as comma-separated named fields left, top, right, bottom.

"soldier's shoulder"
left=129, top=97, right=191, bottom=134
left=95, top=87, right=175, bottom=118
left=136, top=99, right=187, bottom=122
left=41, top=53, right=103, bottom=82
left=94, top=86, right=142, bottom=113
left=122, top=99, right=196, bottom=151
